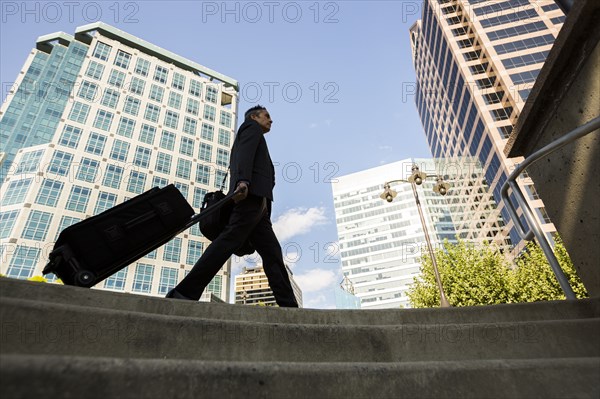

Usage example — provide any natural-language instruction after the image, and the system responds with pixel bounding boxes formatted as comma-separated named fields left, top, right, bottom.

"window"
left=68, top=101, right=91, bottom=124
left=164, top=110, right=179, bottom=129
left=92, top=41, right=112, bottom=61
left=168, top=92, right=182, bottom=109
left=158, top=267, right=178, bottom=295
left=176, top=158, right=192, bottom=179
left=149, top=84, right=164, bottom=102
left=201, top=123, right=214, bottom=140
left=189, top=80, right=202, bottom=97
left=494, top=34, right=555, bottom=55
left=103, top=164, right=124, bottom=189
left=498, top=125, right=513, bottom=139
left=203, top=105, right=216, bottom=121
left=536, top=207, right=552, bottom=224
left=476, top=76, right=496, bottom=89
left=510, top=70, right=541, bottom=84
left=127, top=171, right=147, bottom=194
left=66, top=185, right=91, bottom=213
left=109, top=140, right=130, bottom=162
left=93, top=109, right=114, bottom=131
left=114, top=50, right=132, bottom=69
left=47, top=151, right=73, bottom=177
left=77, top=81, right=99, bottom=101
left=139, top=124, right=156, bottom=145
left=132, top=263, right=154, bottom=293
left=15, top=150, right=43, bottom=174
left=172, top=72, right=185, bottom=91
left=94, top=192, right=117, bottom=215
left=6, top=246, right=40, bottom=279
left=196, top=164, right=211, bottom=185
left=218, top=129, right=231, bottom=146
left=115, top=117, right=136, bottom=139
left=108, top=69, right=126, bottom=88
left=186, top=241, right=203, bottom=265
left=134, top=58, right=150, bottom=76
left=215, top=170, right=228, bottom=188
left=163, top=238, right=182, bottom=263
left=21, top=210, right=53, bottom=241
left=526, top=184, right=541, bottom=201
left=129, top=77, right=145, bottom=96
left=123, top=96, right=141, bottom=116
left=85, top=132, right=107, bottom=155
left=205, top=85, right=218, bottom=103
left=35, top=179, right=63, bottom=207
left=216, top=148, right=229, bottom=167
left=101, top=88, right=120, bottom=109
left=154, top=65, right=169, bottom=84
left=152, top=176, right=169, bottom=188
left=219, top=111, right=232, bottom=128
left=144, top=103, right=161, bottom=123
left=199, top=143, right=212, bottom=162
left=491, top=105, right=512, bottom=123
left=104, top=268, right=127, bottom=291
left=186, top=98, right=200, bottom=115
left=85, top=61, right=105, bottom=80
left=483, top=91, right=504, bottom=105
left=76, top=158, right=100, bottom=183
left=503, top=51, right=548, bottom=69
left=159, top=130, right=176, bottom=151
left=0, top=210, right=20, bottom=239
left=134, top=146, right=152, bottom=168
left=59, top=125, right=83, bottom=148
left=183, top=117, right=197, bottom=135
left=155, top=152, right=172, bottom=174
left=179, top=137, right=194, bottom=156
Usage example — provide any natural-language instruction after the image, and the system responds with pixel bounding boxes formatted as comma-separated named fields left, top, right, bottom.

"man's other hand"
left=233, top=181, right=249, bottom=203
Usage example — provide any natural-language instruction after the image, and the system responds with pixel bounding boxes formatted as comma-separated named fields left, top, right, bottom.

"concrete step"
left=2, top=296, right=599, bottom=363
left=2, top=278, right=599, bottom=326
left=1, top=354, right=599, bottom=399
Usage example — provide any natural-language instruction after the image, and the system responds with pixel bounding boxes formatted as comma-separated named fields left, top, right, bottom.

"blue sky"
left=0, top=0, right=433, bottom=308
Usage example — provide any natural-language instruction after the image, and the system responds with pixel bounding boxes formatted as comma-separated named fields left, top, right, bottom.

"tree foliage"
left=407, top=236, right=588, bottom=308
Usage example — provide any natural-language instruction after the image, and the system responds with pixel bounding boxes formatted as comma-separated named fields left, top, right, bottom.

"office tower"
left=234, top=264, right=303, bottom=307
left=332, top=159, right=458, bottom=309
left=0, top=22, right=238, bottom=301
left=410, top=0, right=565, bottom=253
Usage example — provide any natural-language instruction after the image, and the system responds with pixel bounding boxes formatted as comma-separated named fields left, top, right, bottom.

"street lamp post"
left=380, top=164, right=451, bottom=308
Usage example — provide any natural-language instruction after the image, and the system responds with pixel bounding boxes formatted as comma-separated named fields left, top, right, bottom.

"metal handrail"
left=501, top=116, right=600, bottom=300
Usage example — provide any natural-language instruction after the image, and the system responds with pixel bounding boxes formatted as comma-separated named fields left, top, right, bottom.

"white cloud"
left=273, top=207, right=328, bottom=241
left=309, top=123, right=318, bottom=129
left=294, top=268, right=338, bottom=293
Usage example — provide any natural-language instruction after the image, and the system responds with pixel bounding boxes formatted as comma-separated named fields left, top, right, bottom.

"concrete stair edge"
left=1, top=354, right=599, bottom=399
left=2, top=296, right=599, bottom=363
left=2, top=277, right=598, bottom=326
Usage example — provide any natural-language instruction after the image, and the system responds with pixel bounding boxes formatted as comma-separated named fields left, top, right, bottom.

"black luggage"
left=43, top=184, right=234, bottom=288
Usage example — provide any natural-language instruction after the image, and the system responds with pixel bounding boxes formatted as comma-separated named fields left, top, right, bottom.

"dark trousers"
left=176, top=195, right=299, bottom=307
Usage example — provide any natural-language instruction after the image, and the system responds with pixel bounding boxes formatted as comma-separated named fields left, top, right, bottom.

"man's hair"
left=244, top=105, right=267, bottom=120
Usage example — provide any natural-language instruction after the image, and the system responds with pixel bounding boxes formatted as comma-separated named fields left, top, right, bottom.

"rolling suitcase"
left=43, top=184, right=235, bottom=288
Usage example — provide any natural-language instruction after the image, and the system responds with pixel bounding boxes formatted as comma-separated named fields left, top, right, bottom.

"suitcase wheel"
left=75, top=270, right=96, bottom=287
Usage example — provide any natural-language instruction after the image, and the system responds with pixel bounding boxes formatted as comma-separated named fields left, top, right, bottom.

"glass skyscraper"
left=410, top=0, right=565, bottom=253
left=332, top=159, right=458, bottom=309
left=0, top=22, right=238, bottom=301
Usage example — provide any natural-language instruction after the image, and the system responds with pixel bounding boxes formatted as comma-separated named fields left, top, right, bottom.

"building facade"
left=234, top=264, right=303, bottom=307
left=332, top=159, right=458, bottom=309
left=410, top=0, right=565, bottom=253
left=0, top=22, right=239, bottom=301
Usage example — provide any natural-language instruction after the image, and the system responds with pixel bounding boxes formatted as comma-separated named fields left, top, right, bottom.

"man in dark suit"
left=166, top=106, right=299, bottom=307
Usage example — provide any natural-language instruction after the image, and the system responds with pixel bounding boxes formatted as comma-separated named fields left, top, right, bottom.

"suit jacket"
left=228, top=119, right=275, bottom=201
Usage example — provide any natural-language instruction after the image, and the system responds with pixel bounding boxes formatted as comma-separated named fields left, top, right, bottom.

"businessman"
left=166, top=105, right=299, bottom=307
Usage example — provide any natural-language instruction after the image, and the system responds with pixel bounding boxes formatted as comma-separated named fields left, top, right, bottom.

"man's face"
left=251, top=110, right=273, bottom=133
